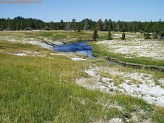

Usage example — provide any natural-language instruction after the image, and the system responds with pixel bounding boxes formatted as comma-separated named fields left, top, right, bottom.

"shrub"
left=107, top=30, right=113, bottom=40
left=144, top=32, right=151, bottom=39
left=121, top=32, right=126, bottom=40
left=92, top=29, right=99, bottom=41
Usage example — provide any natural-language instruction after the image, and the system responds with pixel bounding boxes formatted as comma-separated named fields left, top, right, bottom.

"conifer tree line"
left=0, top=16, right=164, bottom=34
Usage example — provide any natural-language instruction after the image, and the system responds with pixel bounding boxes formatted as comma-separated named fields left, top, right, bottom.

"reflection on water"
left=53, top=42, right=94, bottom=58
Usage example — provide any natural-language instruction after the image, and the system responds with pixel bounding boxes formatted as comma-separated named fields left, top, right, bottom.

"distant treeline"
left=0, top=16, right=164, bottom=33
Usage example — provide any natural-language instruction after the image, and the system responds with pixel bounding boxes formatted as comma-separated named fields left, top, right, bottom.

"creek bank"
left=92, top=52, right=164, bottom=72
left=105, top=56, right=164, bottom=72
left=47, top=40, right=164, bottom=72
left=44, top=41, right=65, bottom=46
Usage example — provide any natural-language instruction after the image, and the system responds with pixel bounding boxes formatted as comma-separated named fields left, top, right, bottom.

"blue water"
left=53, top=42, right=94, bottom=58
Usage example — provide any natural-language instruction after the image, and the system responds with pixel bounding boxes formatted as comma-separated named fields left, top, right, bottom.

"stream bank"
left=47, top=41, right=164, bottom=72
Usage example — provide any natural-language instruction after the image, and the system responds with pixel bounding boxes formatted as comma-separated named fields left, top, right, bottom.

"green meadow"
left=1, top=31, right=164, bottom=123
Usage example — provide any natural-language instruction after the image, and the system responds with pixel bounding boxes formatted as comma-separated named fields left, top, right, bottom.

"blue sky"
left=0, top=0, right=163, bottom=22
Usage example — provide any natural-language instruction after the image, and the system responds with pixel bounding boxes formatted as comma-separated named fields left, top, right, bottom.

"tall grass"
left=1, top=54, right=164, bottom=122
left=0, top=54, right=89, bottom=122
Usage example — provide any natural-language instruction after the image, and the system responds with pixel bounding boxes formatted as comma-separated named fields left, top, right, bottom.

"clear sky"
left=0, top=0, right=163, bottom=22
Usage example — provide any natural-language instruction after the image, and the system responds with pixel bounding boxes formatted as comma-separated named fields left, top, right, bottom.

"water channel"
left=52, top=41, right=164, bottom=71
left=53, top=41, right=94, bottom=58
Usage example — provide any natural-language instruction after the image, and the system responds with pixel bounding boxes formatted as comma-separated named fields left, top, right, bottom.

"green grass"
left=1, top=53, right=163, bottom=122
left=1, top=31, right=164, bottom=122
left=0, top=31, right=93, bottom=42
left=0, top=54, right=90, bottom=122
left=0, top=40, right=50, bottom=57
left=0, top=30, right=132, bottom=42
left=0, top=40, right=40, bottom=50
left=0, top=52, right=160, bottom=122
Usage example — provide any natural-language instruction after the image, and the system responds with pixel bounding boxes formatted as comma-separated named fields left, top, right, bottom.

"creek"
left=52, top=41, right=164, bottom=71
left=53, top=42, right=94, bottom=58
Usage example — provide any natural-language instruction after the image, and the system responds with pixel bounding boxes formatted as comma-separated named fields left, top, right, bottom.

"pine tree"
left=103, top=19, right=108, bottom=31
left=121, top=32, right=126, bottom=40
left=60, top=20, right=65, bottom=30
left=107, top=29, right=113, bottom=40
left=77, top=22, right=82, bottom=32
left=97, top=19, right=104, bottom=31
left=84, top=19, right=89, bottom=30
left=121, top=22, right=127, bottom=32
left=1, top=16, right=164, bottom=32
left=71, top=18, right=76, bottom=31
left=66, top=22, right=71, bottom=30
left=152, top=32, right=158, bottom=39
left=92, top=29, right=99, bottom=41
left=144, top=32, right=151, bottom=39
left=160, top=32, right=164, bottom=39
left=160, top=32, right=164, bottom=37
left=49, top=21, right=54, bottom=29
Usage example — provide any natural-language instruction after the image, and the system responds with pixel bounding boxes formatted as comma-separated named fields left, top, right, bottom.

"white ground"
left=97, top=39, right=164, bottom=60
left=71, top=58, right=86, bottom=61
left=0, top=36, right=64, bottom=50
left=95, top=118, right=124, bottom=123
left=76, top=66, right=164, bottom=107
